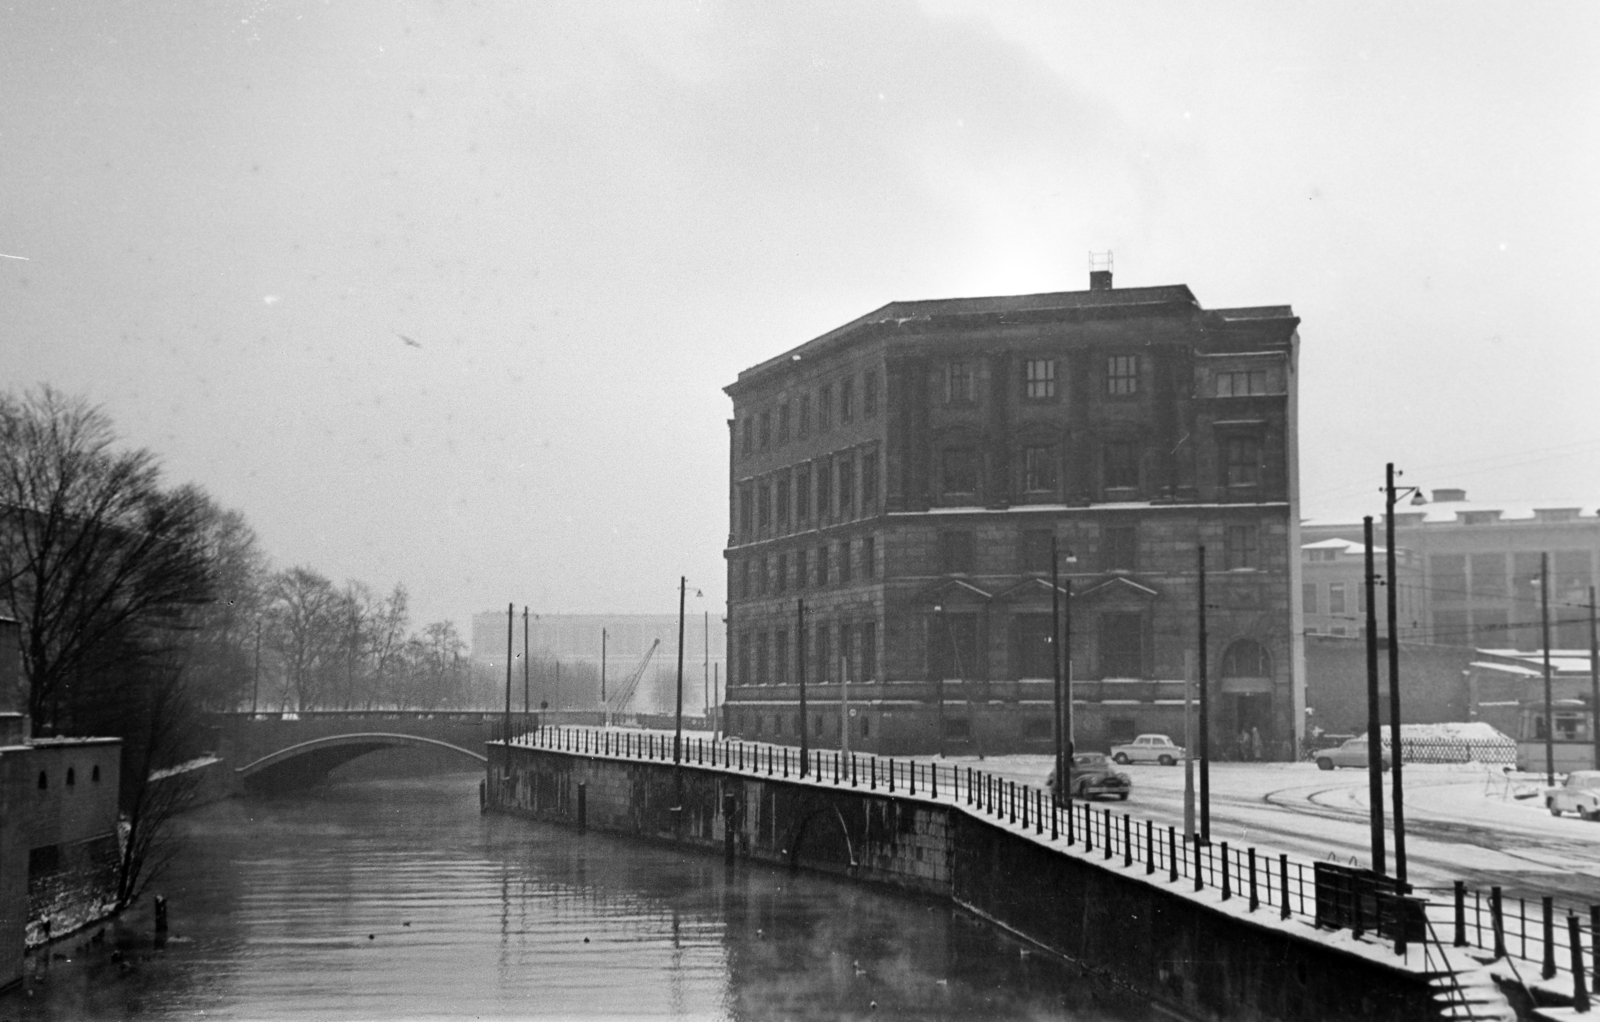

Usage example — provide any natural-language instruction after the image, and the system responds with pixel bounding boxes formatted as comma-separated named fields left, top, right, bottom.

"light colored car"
left=1047, top=753, right=1132, bottom=801
left=1546, top=771, right=1600, bottom=819
left=1110, top=734, right=1185, bottom=766
left=1314, top=737, right=1391, bottom=771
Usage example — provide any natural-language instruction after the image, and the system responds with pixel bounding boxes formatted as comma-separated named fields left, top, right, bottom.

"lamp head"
left=1410, top=491, right=1427, bottom=506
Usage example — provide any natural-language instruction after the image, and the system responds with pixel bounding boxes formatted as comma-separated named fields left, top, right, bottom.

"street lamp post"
left=1198, top=544, right=1210, bottom=845
left=1363, top=517, right=1386, bottom=875
left=797, top=597, right=809, bottom=777
left=1541, top=554, right=1555, bottom=787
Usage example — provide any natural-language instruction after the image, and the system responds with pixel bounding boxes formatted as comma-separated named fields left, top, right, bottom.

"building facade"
left=1302, top=490, right=1600, bottom=651
left=722, top=273, right=1304, bottom=757
left=1300, top=538, right=1423, bottom=638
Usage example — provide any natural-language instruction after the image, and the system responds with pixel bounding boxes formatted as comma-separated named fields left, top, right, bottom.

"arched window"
left=1221, top=639, right=1271, bottom=678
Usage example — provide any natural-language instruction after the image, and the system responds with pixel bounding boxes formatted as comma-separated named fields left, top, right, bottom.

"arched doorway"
left=1220, top=639, right=1273, bottom=759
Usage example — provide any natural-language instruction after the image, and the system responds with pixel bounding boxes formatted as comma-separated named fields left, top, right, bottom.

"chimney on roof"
left=1431, top=488, right=1467, bottom=503
left=1089, top=251, right=1113, bottom=291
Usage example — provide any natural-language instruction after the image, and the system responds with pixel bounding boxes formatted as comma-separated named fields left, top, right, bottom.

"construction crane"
left=604, top=639, right=660, bottom=726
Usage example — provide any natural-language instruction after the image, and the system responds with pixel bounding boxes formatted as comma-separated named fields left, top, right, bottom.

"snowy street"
left=944, top=755, right=1600, bottom=907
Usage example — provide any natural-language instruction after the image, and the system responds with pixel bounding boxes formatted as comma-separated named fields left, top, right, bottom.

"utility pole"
left=522, top=607, right=530, bottom=734
left=1052, top=535, right=1064, bottom=806
left=840, top=654, right=850, bottom=757
left=1363, top=518, right=1386, bottom=875
left=1542, top=553, right=1555, bottom=787
left=704, top=610, right=710, bottom=721
left=1385, top=463, right=1409, bottom=885
left=1590, top=586, right=1598, bottom=771
left=601, top=628, right=607, bottom=703
left=1064, top=556, right=1074, bottom=838
left=252, top=618, right=262, bottom=716
left=798, top=598, right=809, bottom=776
left=674, top=576, right=687, bottom=765
left=504, top=603, right=513, bottom=748
left=1198, top=544, right=1210, bottom=845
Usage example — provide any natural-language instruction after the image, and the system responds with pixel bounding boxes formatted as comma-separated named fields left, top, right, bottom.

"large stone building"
left=722, top=270, right=1304, bottom=757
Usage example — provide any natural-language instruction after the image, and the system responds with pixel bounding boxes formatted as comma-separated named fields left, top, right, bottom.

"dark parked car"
left=1047, top=753, right=1131, bottom=801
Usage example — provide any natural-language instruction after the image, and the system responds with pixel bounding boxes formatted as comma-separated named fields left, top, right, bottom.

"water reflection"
left=4, top=775, right=1149, bottom=1020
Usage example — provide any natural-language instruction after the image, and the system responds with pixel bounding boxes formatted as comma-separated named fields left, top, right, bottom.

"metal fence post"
left=1146, top=820, right=1155, bottom=876
left=1454, top=881, right=1467, bottom=947
left=1248, top=848, right=1258, bottom=912
left=1193, top=835, right=1203, bottom=893
left=1123, top=815, right=1132, bottom=868
left=1220, top=842, right=1231, bottom=901
left=1169, top=826, right=1178, bottom=883
left=1280, top=854, right=1290, bottom=919
left=1103, top=809, right=1114, bottom=861
left=1544, top=896, right=1558, bottom=980
left=1571, top=913, right=1591, bottom=1011
left=1491, top=887, right=1506, bottom=959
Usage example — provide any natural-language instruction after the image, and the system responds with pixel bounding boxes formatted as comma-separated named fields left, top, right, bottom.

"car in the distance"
left=1047, top=753, right=1132, bottom=801
left=1110, top=734, right=1185, bottom=766
left=1314, top=736, right=1391, bottom=771
left=1546, top=771, right=1600, bottom=819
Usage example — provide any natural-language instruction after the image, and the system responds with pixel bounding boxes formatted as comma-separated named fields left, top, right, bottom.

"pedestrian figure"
left=1249, top=726, right=1262, bottom=762
left=1237, top=729, right=1249, bottom=762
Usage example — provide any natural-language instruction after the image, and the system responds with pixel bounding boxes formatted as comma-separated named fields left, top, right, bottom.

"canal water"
left=3, top=774, right=1152, bottom=1020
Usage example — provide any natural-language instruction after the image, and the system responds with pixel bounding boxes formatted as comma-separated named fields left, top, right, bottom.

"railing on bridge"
left=499, top=723, right=1600, bottom=1010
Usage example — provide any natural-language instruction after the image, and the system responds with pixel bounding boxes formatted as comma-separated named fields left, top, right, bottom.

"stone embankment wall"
left=487, top=742, right=1443, bottom=1022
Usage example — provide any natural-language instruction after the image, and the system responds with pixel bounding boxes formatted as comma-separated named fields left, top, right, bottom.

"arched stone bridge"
left=205, top=711, right=518, bottom=792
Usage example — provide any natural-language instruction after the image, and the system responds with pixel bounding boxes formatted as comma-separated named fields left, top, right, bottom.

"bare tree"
left=0, top=387, right=213, bottom=731
left=366, top=583, right=409, bottom=708
left=263, top=566, right=340, bottom=711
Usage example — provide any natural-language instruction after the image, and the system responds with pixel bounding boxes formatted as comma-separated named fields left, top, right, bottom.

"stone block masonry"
left=487, top=734, right=1456, bottom=1022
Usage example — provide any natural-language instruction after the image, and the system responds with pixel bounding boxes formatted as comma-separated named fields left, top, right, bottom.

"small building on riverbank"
left=0, top=615, right=122, bottom=990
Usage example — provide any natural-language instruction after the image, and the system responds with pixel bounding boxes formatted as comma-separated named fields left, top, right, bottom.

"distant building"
left=1302, top=489, right=1600, bottom=651
left=1467, top=648, right=1600, bottom=773
left=1300, top=538, right=1424, bottom=638
left=723, top=268, right=1305, bottom=757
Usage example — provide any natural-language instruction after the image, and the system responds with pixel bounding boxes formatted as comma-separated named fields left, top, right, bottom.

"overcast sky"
left=2, top=1, right=1596, bottom=629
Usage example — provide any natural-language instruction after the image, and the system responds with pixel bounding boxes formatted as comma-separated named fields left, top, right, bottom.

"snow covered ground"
left=933, top=754, right=1600, bottom=905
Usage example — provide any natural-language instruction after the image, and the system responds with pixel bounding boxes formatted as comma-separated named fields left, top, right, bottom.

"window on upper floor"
left=816, top=458, right=832, bottom=517
left=818, top=384, right=833, bottom=430
left=933, top=614, right=979, bottom=680
left=795, top=548, right=809, bottom=590
left=738, top=483, right=753, bottom=536
left=862, top=535, right=876, bottom=578
left=741, top=560, right=752, bottom=599
left=861, top=451, right=879, bottom=510
left=777, top=403, right=790, bottom=444
left=1302, top=582, right=1317, bottom=614
left=1224, top=436, right=1262, bottom=489
left=838, top=540, right=853, bottom=584
left=795, top=467, right=811, bottom=523
left=776, top=476, right=790, bottom=528
left=1023, top=445, right=1057, bottom=493
left=945, top=361, right=976, bottom=404
left=741, top=418, right=754, bottom=457
left=1104, top=526, right=1137, bottom=571
left=941, top=531, right=976, bottom=574
left=756, top=482, right=771, bottom=531
left=817, top=544, right=830, bottom=586
left=1024, top=359, right=1057, bottom=400
left=1020, top=529, right=1053, bottom=573
left=1329, top=582, right=1346, bottom=616
left=861, top=620, right=877, bottom=679
left=1017, top=614, right=1054, bottom=678
left=1216, top=370, right=1268, bottom=397
left=1103, top=440, right=1139, bottom=491
left=863, top=371, right=879, bottom=417
left=774, top=628, right=789, bottom=685
left=759, top=410, right=771, bottom=450
left=840, top=378, right=854, bottom=423
left=776, top=552, right=788, bottom=594
left=942, top=447, right=979, bottom=497
left=836, top=455, right=854, bottom=516
left=798, top=393, right=811, bottom=438
left=1107, top=355, right=1139, bottom=396
left=1099, top=613, right=1144, bottom=677
left=1225, top=525, right=1259, bottom=570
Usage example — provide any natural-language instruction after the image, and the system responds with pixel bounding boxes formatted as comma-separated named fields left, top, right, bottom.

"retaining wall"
left=486, top=742, right=1444, bottom=1022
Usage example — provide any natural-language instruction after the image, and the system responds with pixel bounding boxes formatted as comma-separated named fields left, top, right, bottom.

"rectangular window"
left=945, top=361, right=975, bottom=403
left=1225, top=436, right=1262, bottom=488
left=1017, top=614, right=1054, bottom=677
left=1021, top=529, right=1053, bottom=573
left=798, top=394, right=811, bottom=438
left=738, top=483, right=753, bottom=536
left=941, top=531, right=976, bottom=574
left=1216, top=370, right=1268, bottom=397
left=760, top=410, right=771, bottom=450
left=1100, top=613, right=1143, bottom=677
left=837, top=455, right=854, bottom=517
left=795, top=466, right=811, bottom=523
left=1302, top=582, right=1317, bottom=614
left=757, top=481, right=771, bottom=531
left=1431, top=554, right=1467, bottom=602
left=1328, top=583, right=1347, bottom=616
left=816, top=458, right=832, bottom=518
left=815, top=624, right=831, bottom=683
left=1470, top=553, right=1506, bottom=597
left=756, top=631, right=769, bottom=685
left=862, top=535, right=876, bottom=578
left=738, top=633, right=751, bottom=687
left=1107, top=355, right=1138, bottom=396
left=861, top=451, right=879, bottom=510
left=1104, top=441, right=1138, bottom=490
left=818, top=384, right=833, bottom=430
left=1104, top=526, right=1137, bottom=571
left=776, top=476, right=790, bottom=528
left=777, top=403, right=790, bottom=444
left=1225, top=525, right=1259, bottom=570
left=840, top=378, right=854, bottom=423
left=1024, top=359, right=1057, bottom=400
left=817, top=545, right=830, bottom=587
left=774, top=629, right=789, bottom=686
left=742, top=560, right=752, bottom=599
left=759, top=557, right=771, bottom=596
left=863, top=371, right=878, bottom=417
left=776, top=553, right=788, bottom=594
left=861, top=620, right=877, bottom=679
left=741, top=418, right=754, bottom=456
left=943, top=447, right=979, bottom=496
left=795, top=548, right=808, bottom=590
left=1023, top=445, right=1057, bottom=493
left=838, top=540, right=853, bottom=584
left=935, top=615, right=979, bottom=679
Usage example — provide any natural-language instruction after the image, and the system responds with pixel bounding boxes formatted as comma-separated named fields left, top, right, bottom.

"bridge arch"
left=236, top=732, right=487, bottom=791
left=780, top=805, right=858, bottom=874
